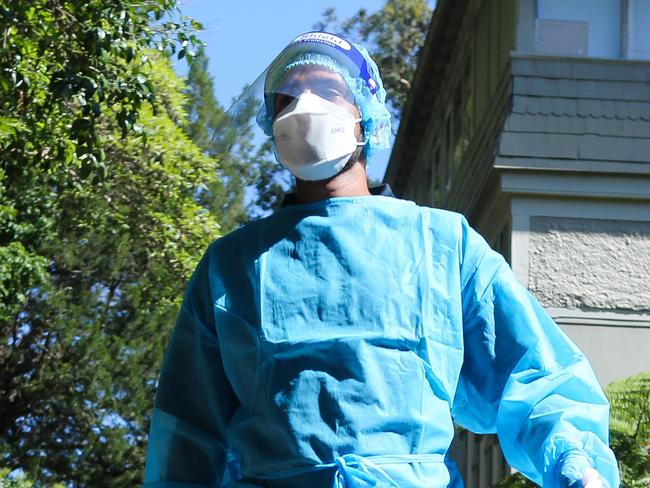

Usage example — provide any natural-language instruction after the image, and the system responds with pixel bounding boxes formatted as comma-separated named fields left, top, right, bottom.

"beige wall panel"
left=558, top=323, right=650, bottom=386
left=528, top=216, right=650, bottom=311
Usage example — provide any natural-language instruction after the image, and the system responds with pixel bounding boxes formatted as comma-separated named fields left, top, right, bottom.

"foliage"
left=315, top=0, right=434, bottom=120
left=0, top=0, right=202, bottom=160
left=607, top=372, right=650, bottom=441
left=493, top=472, right=536, bottom=488
left=0, top=468, right=64, bottom=488
left=607, top=372, right=650, bottom=487
left=0, top=1, right=219, bottom=486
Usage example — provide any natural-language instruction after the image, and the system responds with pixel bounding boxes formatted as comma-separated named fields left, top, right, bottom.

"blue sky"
left=174, top=0, right=429, bottom=181
left=176, top=1, right=388, bottom=104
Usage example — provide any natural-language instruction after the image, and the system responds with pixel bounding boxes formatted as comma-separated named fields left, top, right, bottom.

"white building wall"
left=509, top=195, right=650, bottom=386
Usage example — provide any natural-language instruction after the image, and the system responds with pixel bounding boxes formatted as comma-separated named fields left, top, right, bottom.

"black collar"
left=280, top=183, right=396, bottom=207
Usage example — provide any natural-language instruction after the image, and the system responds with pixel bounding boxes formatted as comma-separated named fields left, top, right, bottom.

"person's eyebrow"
left=276, top=77, right=300, bottom=93
left=311, top=77, right=353, bottom=97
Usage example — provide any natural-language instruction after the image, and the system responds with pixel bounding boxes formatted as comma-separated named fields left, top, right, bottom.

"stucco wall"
left=528, top=216, right=650, bottom=311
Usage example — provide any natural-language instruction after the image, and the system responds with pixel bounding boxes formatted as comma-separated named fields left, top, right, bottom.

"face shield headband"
left=284, top=32, right=379, bottom=95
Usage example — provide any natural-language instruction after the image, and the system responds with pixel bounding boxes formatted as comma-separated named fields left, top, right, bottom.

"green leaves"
left=1, top=0, right=205, bottom=171
left=606, top=372, right=650, bottom=487
left=0, top=2, right=219, bottom=486
left=0, top=467, right=65, bottom=488
left=606, top=372, right=650, bottom=440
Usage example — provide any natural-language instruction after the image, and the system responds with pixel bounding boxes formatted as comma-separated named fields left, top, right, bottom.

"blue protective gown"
left=143, top=194, right=619, bottom=488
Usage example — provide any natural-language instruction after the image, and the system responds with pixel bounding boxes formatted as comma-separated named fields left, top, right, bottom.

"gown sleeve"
left=143, top=250, right=239, bottom=487
left=451, top=217, right=620, bottom=487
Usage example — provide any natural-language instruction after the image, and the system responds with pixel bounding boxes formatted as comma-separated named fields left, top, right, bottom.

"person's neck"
left=295, top=162, right=371, bottom=204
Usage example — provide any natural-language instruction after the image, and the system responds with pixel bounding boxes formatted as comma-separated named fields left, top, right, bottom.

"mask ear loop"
left=354, top=112, right=367, bottom=148
left=349, top=112, right=368, bottom=169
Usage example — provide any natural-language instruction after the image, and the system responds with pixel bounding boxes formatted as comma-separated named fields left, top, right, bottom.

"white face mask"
left=272, top=92, right=365, bottom=181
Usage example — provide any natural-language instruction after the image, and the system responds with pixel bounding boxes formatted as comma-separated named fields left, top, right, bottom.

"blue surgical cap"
left=256, top=35, right=392, bottom=163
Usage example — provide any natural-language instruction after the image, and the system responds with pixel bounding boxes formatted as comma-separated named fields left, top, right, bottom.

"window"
left=535, top=0, right=622, bottom=58
left=442, top=55, right=473, bottom=204
left=451, top=57, right=473, bottom=175
left=444, top=114, right=453, bottom=195
left=628, top=0, right=650, bottom=59
left=536, top=19, right=589, bottom=56
left=432, top=145, right=441, bottom=206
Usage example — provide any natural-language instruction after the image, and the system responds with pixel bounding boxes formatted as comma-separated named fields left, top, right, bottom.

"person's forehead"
left=276, top=65, right=350, bottom=92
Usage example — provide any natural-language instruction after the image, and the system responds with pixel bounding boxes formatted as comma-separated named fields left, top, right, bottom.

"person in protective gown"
left=143, top=32, right=619, bottom=488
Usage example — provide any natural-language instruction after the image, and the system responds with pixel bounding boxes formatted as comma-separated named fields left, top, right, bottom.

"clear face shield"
left=218, top=32, right=392, bottom=182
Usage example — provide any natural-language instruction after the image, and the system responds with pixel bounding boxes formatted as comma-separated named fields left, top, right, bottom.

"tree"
left=315, top=0, right=434, bottom=120
left=1, top=1, right=217, bottom=485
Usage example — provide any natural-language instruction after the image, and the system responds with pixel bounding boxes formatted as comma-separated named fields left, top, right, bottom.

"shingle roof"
left=500, top=56, right=650, bottom=165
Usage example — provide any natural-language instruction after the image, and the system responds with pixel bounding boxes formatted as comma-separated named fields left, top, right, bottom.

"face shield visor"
left=218, top=31, right=392, bottom=181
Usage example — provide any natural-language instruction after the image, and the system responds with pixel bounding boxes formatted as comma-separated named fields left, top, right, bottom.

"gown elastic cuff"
left=558, top=449, right=594, bottom=487
left=542, top=432, right=618, bottom=488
